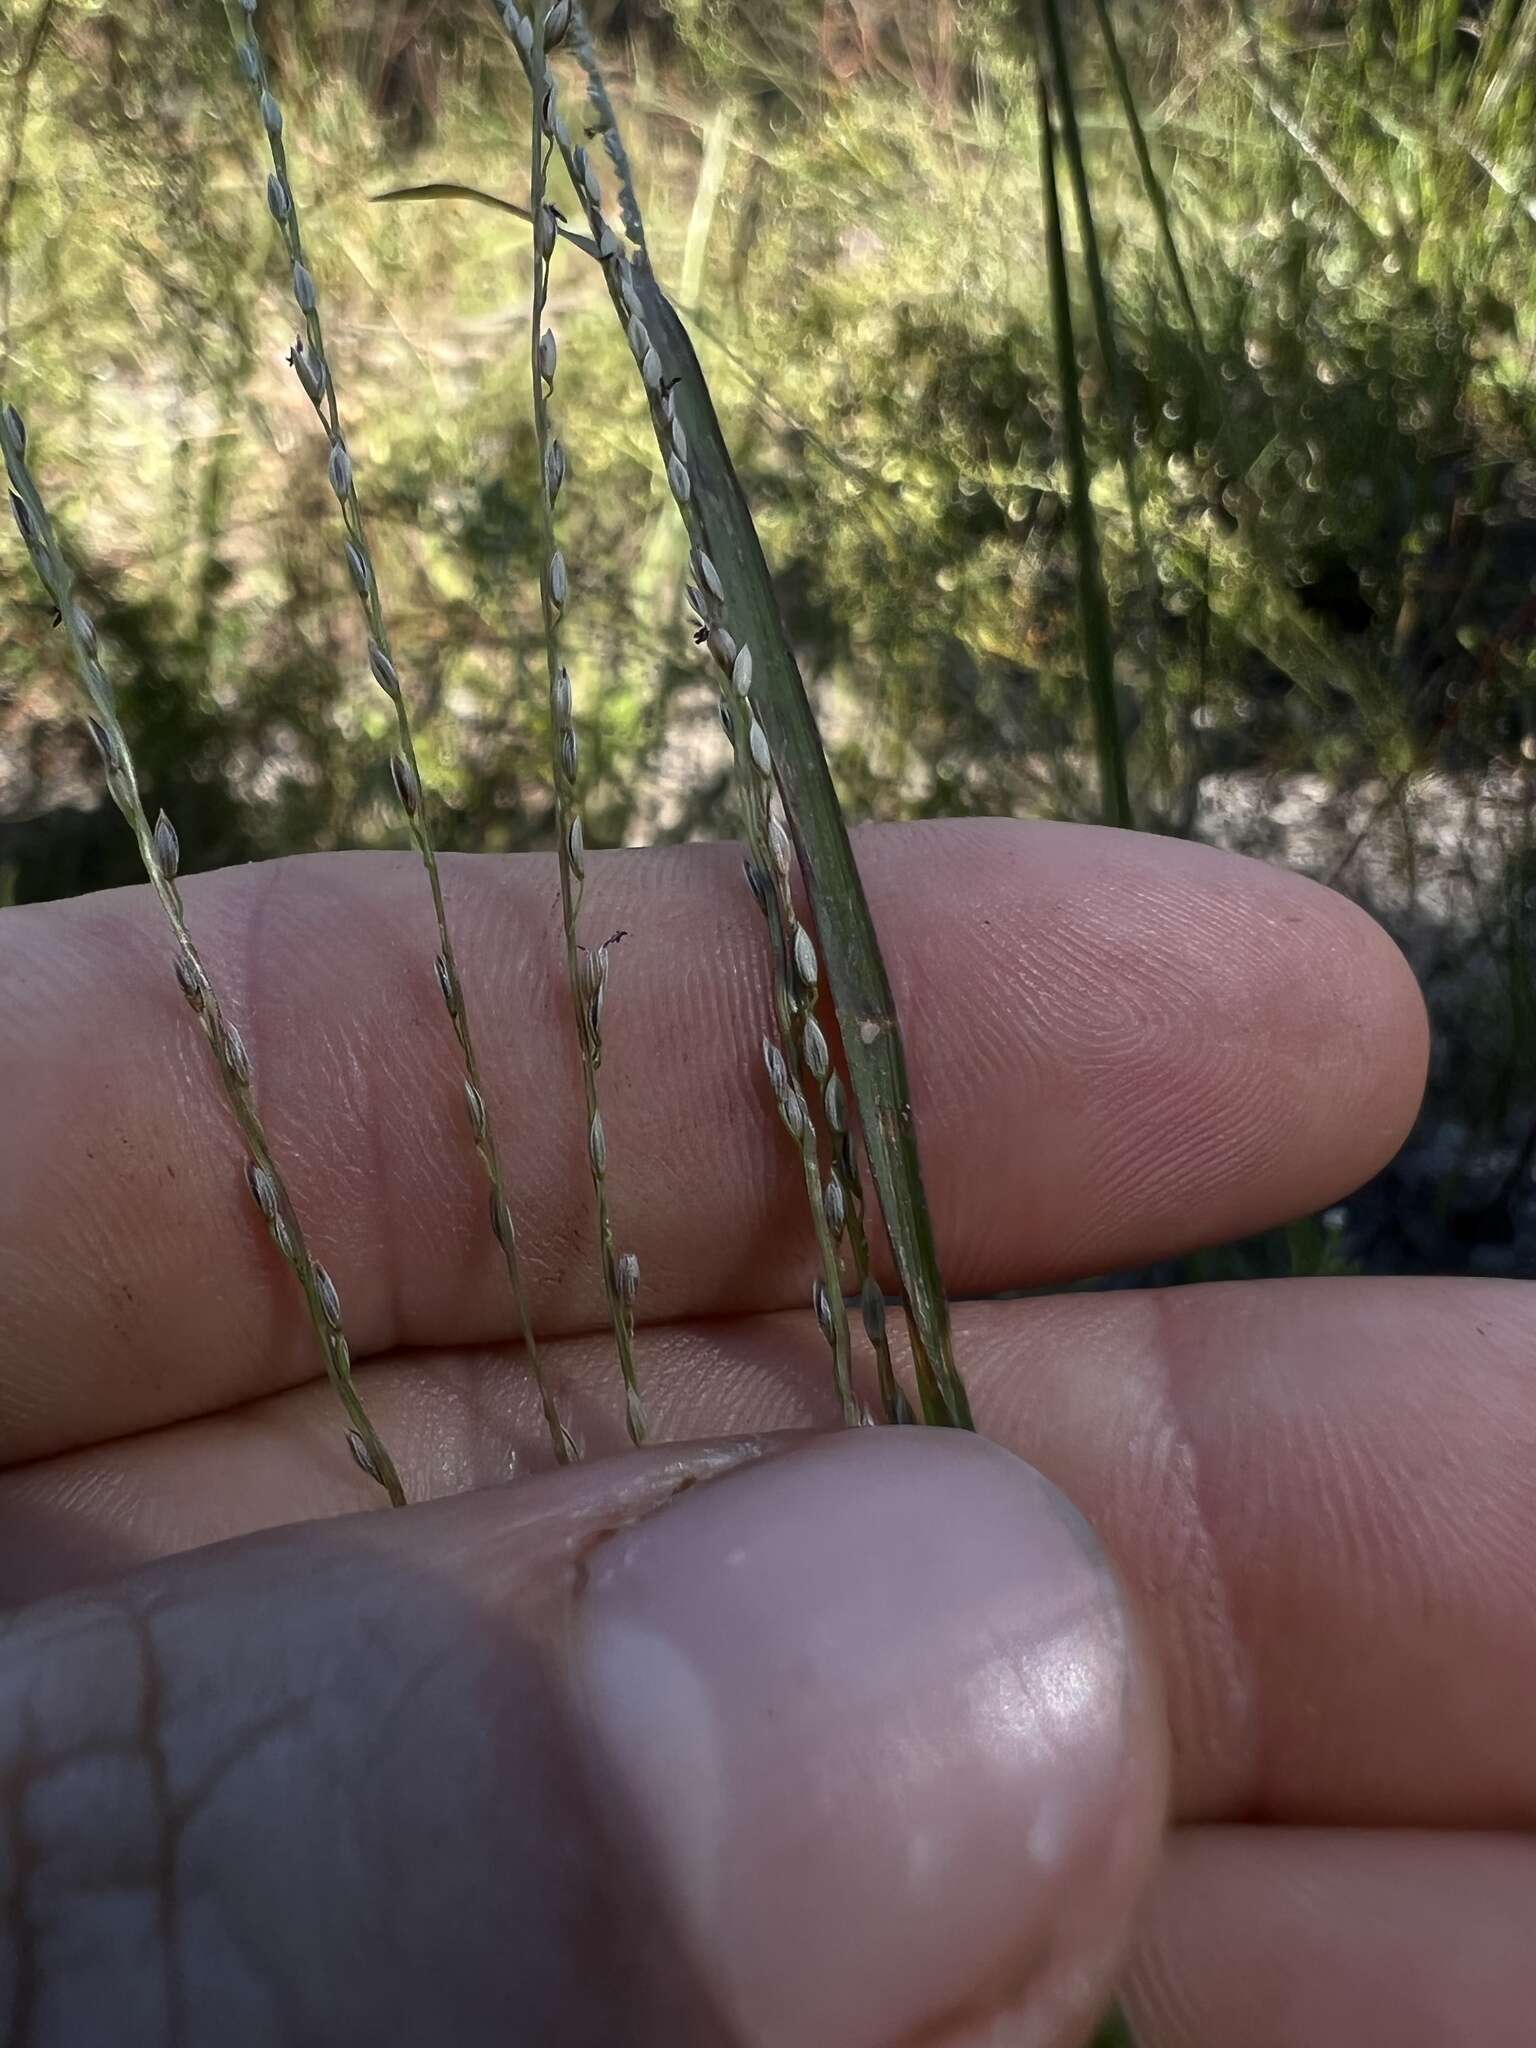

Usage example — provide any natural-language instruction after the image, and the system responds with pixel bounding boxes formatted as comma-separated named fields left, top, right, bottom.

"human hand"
left=1, top=819, right=1527, bottom=2045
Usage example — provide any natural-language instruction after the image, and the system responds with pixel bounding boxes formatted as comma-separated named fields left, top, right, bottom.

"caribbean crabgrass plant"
left=4, top=0, right=977, bottom=1503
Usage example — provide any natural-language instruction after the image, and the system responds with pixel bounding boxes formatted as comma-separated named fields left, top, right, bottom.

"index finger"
left=0, top=819, right=1425, bottom=1462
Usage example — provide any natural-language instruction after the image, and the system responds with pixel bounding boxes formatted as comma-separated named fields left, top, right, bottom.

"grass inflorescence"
left=524, top=0, right=647, bottom=1448
left=219, top=0, right=579, bottom=1468
left=491, top=0, right=971, bottom=1431
left=498, top=0, right=869, bottom=1420
left=1, top=399, right=406, bottom=1504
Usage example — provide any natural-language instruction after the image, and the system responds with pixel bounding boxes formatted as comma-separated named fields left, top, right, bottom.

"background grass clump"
left=5, top=0, right=1536, bottom=1285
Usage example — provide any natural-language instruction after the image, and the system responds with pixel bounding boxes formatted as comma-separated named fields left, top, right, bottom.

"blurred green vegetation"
left=4, top=0, right=1536, bottom=1278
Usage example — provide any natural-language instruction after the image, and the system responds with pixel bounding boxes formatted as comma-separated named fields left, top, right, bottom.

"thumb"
left=2, top=1428, right=1166, bottom=2047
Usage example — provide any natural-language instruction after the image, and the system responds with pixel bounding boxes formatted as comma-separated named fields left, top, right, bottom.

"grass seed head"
left=347, top=1429, right=380, bottom=1481
left=175, top=953, right=208, bottom=1012
left=434, top=952, right=459, bottom=1017
left=768, top=813, right=792, bottom=876
left=464, top=1079, right=488, bottom=1141
left=368, top=640, right=400, bottom=697
left=707, top=625, right=737, bottom=675
left=802, top=1014, right=830, bottom=1081
left=313, top=1262, right=344, bottom=1331
left=390, top=753, right=420, bottom=818
left=245, top=1160, right=278, bottom=1220
left=220, top=1019, right=252, bottom=1087
left=326, top=439, right=352, bottom=499
left=152, top=809, right=180, bottom=882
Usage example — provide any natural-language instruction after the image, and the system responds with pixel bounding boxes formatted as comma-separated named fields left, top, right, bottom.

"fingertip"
left=574, top=1427, right=1168, bottom=2047
left=1257, top=863, right=1428, bottom=1174
left=878, top=821, right=1428, bottom=1278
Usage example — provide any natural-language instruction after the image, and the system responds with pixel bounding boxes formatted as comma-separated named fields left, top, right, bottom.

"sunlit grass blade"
left=371, top=179, right=602, bottom=257
left=630, top=265, right=972, bottom=1430
left=1036, top=0, right=1160, bottom=732
left=526, top=0, right=647, bottom=1447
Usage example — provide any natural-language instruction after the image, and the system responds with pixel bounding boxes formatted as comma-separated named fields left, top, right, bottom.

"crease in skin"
left=3, top=1275, right=1535, bottom=1864
left=1, top=1601, right=168, bottom=2044
left=1139, top=1290, right=1259, bottom=1819
left=131, top=1603, right=182, bottom=2047
left=1, top=1695, right=40, bottom=2045
left=569, top=1431, right=1160, bottom=2048
left=1126, top=1827, right=1536, bottom=2045
left=0, top=1445, right=771, bottom=2048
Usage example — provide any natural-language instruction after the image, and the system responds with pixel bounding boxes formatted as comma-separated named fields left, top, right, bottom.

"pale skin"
left=0, top=816, right=1531, bottom=2045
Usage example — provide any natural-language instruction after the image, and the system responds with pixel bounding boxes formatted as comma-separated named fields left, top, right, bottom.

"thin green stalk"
left=528, top=0, right=646, bottom=1447
left=516, top=0, right=858, bottom=1428
left=1085, top=0, right=1206, bottom=352
left=1036, top=0, right=1140, bottom=515
left=370, top=179, right=601, bottom=258
left=493, top=0, right=971, bottom=1430
left=1037, top=69, right=1133, bottom=831
left=1035, top=0, right=1161, bottom=745
left=219, top=0, right=577, bottom=1466
left=1, top=404, right=405, bottom=1504
left=680, top=106, right=735, bottom=311
left=565, top=0, right=646, bottom=252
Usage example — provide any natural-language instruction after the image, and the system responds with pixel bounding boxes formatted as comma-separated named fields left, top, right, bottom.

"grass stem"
left=219, top=0, right=578, bottom=1465
left=2, top=403, right=406, bottom=1504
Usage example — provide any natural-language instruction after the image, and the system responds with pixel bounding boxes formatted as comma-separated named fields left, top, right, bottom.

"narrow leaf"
left=629, top=264, right=972, bottom=1430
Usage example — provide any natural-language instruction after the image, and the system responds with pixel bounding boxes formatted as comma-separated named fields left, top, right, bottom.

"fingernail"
left=575, top=1429, right=1166, bottom=2048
